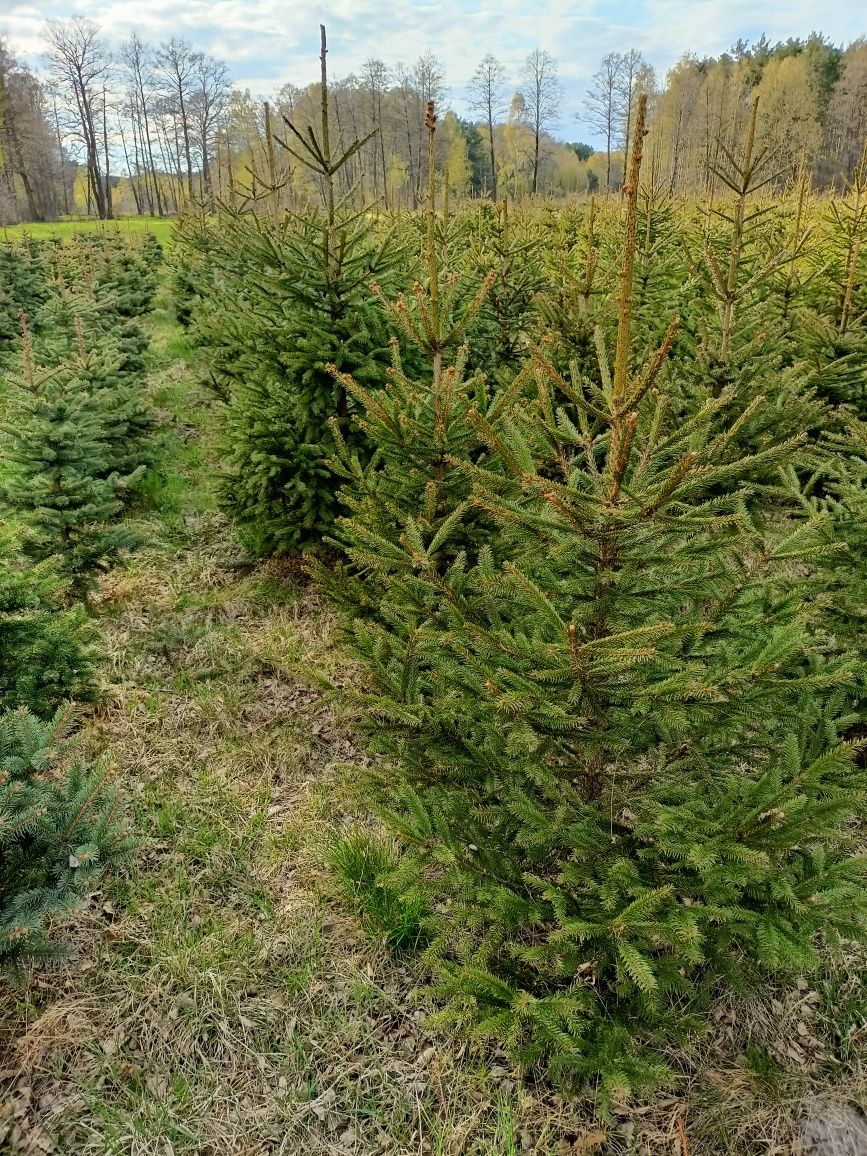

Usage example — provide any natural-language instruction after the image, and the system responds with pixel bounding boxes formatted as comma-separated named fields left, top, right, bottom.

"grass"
left=327, top=832, right=429, bottom=952
left=2, top=265, right=867, bottom=1154
left=1, top=216, right=176, bottom=248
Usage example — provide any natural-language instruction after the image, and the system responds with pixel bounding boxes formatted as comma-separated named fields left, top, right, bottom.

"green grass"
left=1, top=214, right=176, bottom=248
left=327, top=831, right=429, bottom=952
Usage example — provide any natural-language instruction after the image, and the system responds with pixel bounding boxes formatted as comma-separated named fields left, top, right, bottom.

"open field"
left=0, top=216, right=175, bottom=248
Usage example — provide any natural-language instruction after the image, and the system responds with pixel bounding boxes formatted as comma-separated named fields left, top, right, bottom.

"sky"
left=0, top=0, right=864, bottom=142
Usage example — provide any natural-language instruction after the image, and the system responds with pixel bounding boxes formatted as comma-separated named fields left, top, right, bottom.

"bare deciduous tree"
left=521, top=48, right=562, bottom=195
left=44, top=17, right=112, bottom=218
left=190, top=52, right=229, bottom=208
left=155, top=37, right=197, bottom=203
left=584, top=52, right=625, bottom=192
left=828, top=39, right=867, bottom=177
left=393, top=53, right=445, bottom=208
left=362, top=58, right=390, bottom=204
left=616, top=49, right=647, bottom=175
left=122, top=32, right=165, bottom=215
left=469, top=53, right=506, bottom=199
left=1, top=41, right=61, bottom=222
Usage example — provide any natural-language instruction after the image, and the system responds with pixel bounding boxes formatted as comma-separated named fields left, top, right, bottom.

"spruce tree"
left=788, top=415, right=867, bottom=741
left=0, top=241, right=48, bottom=361
left=675, top=99, right=827, bottom=466
left=67, top=315, right=157, bottom=481
left=170, top=217, right=213, bottom=331
left=141, top=231, right=164, bottom=274
left=801, top=147, right=867, bottom=415
left=34, top=280, right=149, bottom=383
left=533, top=197, right=618, bottom=382
left=822, top=143, right=867, bottom=339
left=458, top=201, right=545, bottom=383
left=93, top=242, right=158, bottom=319
left=214, top=208, right=396, bottom=553
left=328, top=97, right=867, bottom=1104
left=55, top=233, right=156, bottom=319
left=1, top=321, right=142, bottom=598
left=0, top=706, right=134, bottom=968
left=200, top=26, right=401, bottom=554
left=318, top=100, right=499, bottom=635
left=632, top=186, right=694, bottom=354
left=25, top=282, right=156, bottom=483
left=0, top=525, right=97, bottom=716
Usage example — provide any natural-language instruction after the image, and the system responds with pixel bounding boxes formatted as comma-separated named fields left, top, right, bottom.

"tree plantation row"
left=0, top=231, right=162, bottom=965
left=1, top=19, right=866, bottom=224
left=2, top=77, right=867, bottom=1121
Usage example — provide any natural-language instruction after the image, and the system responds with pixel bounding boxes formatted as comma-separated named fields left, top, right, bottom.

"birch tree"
left=521, top=48, right=562, bottom=194
left=469, top=54, right=506, bottom=199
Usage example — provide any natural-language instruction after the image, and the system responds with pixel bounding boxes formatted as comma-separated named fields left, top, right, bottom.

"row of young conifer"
left=0, top=231, right=161, bottom=966
left=174, top=57, right=867, bottom=1102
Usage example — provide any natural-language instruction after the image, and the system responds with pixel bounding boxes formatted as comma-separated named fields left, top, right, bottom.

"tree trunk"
left=158, top=122, right=179, bottom=212
left=201, top=141, right=213, bottom=208
left=532, top=118, right=540, bottom=194
left=402, top=92, right=416, bottom=209
left=177, top=85, right=194, bottom=201
left=80, top=90, right=106, bottom=217
left=606, top=115, right=612, bottom=193
left=102, top=86, right=113, bottom=219
left=131, top=104, right=154, bottom=213
left=119, top=121, right=142, bottom=213
left=170, top=115, right=184, bottom=204
left=137, top=78, right=164, bottom=215
left=377, top=90, right=388, bottom=207
left=12, top=137, right=41, bottom=220
left=52, top=96, right=69, bottom=215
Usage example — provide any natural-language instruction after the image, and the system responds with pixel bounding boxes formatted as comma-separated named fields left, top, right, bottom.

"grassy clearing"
left=2, top=279, right=867, bottom=1155
left=1, top=216, right=175, bottom=248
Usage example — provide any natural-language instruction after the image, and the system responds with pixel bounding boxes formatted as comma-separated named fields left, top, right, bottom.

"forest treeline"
left=0, top=20, right=865, bottom=223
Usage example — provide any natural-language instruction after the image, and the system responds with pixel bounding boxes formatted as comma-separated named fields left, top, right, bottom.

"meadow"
left=1, top=216, right=175, bottom=248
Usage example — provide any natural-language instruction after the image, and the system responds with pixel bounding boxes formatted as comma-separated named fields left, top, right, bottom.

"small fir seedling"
left=0, top=706, right=135, bottom=970
left=1, top=316, right=142, bottom=598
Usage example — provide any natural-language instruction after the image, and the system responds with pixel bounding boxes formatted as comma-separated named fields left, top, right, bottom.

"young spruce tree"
left=1, top=318, right=142, bottom=598
left=211, top=26, right=399, bottom=554
left=0, top=525, right=97, bottom=716
left=0, top=240, right=49, bottom=361
left=319, top=100, right=500, bottom=652
left=676, top=98, right=827, bottom=467
left=329, top=97, right=867, bottom=1105
left=0, top=706, right=134, bottom=968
